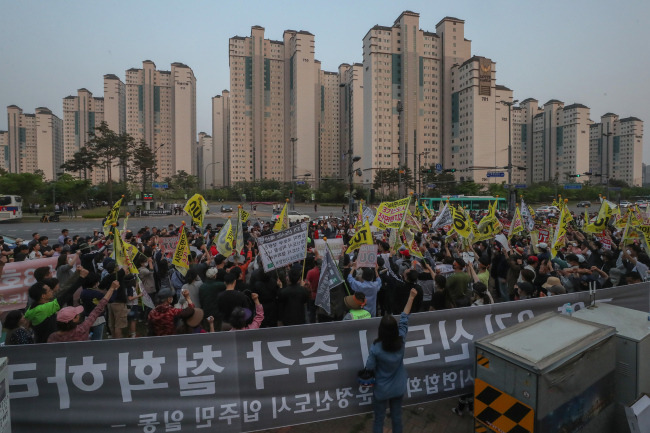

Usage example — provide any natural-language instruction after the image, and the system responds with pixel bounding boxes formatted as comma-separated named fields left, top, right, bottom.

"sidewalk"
left=259, top=397, right=474, bottom=433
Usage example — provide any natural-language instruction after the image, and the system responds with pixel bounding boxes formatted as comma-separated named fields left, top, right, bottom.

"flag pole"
left=323, top=236, right=351, bottom=296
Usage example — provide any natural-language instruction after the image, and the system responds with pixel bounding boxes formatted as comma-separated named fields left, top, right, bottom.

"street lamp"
left=417, top=151, right=430, bottom=197
left=348, top=155, right=361, bottom=214
left=290, top=137, right=298, bottom=210
left=397, top=100, right=404, bottom=196
left=500, top=99, right=519, bottom=213
left=203, top=161, right=221, bottom=190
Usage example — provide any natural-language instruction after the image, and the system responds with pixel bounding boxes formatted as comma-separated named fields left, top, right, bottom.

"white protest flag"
left=520, top=198, right=536, bottom=231
left=431, top=203, right=452, bottom=230
left=257, top=222, right=309, bottom=272
left=315, top=248, right=344, bottom=315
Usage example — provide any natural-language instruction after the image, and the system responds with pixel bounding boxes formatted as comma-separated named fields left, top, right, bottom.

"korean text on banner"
left=346, top=220, right=373, bottom=253
left=172, top=224, right=190, bottom=270
left=0, top=257, right=59, bottom=312
left=257, top=222, right=309, bottom=272
left=103, top=197, right=123, bottom=235
left=0, top=284, right=646, bottom=433
left=315, top=249, right=343, bottom=315
left=372, top=197, right=410, bottom=230
left=183, top=194, right=208, bottom=228
left=314, top=238, right=344, bottom=260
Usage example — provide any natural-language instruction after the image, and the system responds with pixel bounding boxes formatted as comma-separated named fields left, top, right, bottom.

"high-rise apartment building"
left=197, top=132, right=214, bottom=189
left=519, top=100, right=591, bottom=184
left=338, top=63, right=364, bottom=184
left=125, top=60, right=196, bottom=180
left=103, top=74, right=126, bottom=134
left=228, top=27, right=320, bottom=185
left=62, top=88, right=106, bottom=183
left=211, top=90, right=230, bottom=187
left=362, top=12, right=472, bottom=191
left=0, top=131, right=8, bottom=172
left=319, top=69, right=341, bottom=181
left=590, top=114, right=643, bottom=186
left=6, top=105, right=62, bottom=179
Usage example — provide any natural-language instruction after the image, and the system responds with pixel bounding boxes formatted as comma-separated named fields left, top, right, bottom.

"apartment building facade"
left=590, top=113, right=643, bottom=186
left=211, top=90, right=230, bottom=187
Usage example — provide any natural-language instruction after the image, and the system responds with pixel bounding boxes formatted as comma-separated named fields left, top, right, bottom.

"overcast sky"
left=2, top=0, right=648, bottom=162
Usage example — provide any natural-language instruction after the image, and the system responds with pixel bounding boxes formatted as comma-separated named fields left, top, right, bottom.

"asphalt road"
left=0, top=202, right=346, bottom=240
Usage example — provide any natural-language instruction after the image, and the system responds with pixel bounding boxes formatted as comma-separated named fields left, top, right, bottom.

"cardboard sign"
left=356, top=244, right=378, bottom=268
left=314, top=238, right=344, bottom=260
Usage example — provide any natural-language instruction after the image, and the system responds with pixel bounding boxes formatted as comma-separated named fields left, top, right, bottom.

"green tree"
left=129, top=139, right=157, bottom=193
left=0, top=173, right=44, bottom=205
left=61, top=146, right=96, bottom=181
left=86, top=122, right=123, bottom=203
left=170, top=170, right=198, bottom=194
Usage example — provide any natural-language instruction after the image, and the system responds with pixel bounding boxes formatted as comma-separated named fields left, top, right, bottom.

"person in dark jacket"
left=278, top=268, right=309, bottom=326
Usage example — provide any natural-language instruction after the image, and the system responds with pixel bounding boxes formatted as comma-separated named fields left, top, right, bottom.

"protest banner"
left=158, top=235, right=179, bottom=255
left=0, top=256, right=82, bottom=313
left=356, top=244, right=378, bottom=268
left=183, top=194, right=208, bottom=228
left=372, top=197, right=410, bottom=230
left=257, top=222, right=309, bottom=272
left=0, top=284, right=646, bottom=433
left=537, top=228, right=550, bottom=244
left=0, top=257, right=58, bottom=312
left=172, top=224, right=190, bottom=270
left=314, top=238, right=344, bottom=260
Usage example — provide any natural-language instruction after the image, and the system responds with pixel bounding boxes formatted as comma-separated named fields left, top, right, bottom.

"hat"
left=206, top=268, right=218, bottom=279
left=516, top=282, right=535, bottom=295
left=57, top=306, right=84, bottom=323
left=542, top=276, right=562, bottom=289
left=547, top=285, right=567, bottom=295
left=537, top=242, right=548, bottom=250
left=399, top=250, right=410, bottom=258
left=15, top=238, right=23, bottom=243
left=184, top=307, right=204, bottom=328
left=527, top=256, right=539, bottom=263
left=156, top=287, right=174, bottom=301
left=344, top=292, right=367, bottom=310
left=78, top=243, right=91, bottom=253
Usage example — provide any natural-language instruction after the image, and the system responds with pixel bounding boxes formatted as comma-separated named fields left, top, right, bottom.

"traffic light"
left=289, top=190, right=293, bottom=197
left=575, top=174, right=581, bottom=177
left=426, top=168, right=432, bottom=173
left=444, top=168, right=456, bottom=173
left=584, top=172, right=593, bottom=175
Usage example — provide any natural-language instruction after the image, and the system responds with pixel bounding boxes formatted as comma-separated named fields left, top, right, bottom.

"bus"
left=0, top=195, right=22, bottom=222
left=419, top=195, right=506, bottom=212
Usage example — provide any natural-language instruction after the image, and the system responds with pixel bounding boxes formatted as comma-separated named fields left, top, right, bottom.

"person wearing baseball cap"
left=48, top=280, right=118, bottom=343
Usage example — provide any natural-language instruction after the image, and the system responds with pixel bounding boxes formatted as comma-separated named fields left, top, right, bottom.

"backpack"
left=170, top=269, right=186, bottom=291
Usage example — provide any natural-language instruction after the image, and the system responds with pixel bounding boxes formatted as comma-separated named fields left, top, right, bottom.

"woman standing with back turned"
left=365, top=287, right=418, bottom=433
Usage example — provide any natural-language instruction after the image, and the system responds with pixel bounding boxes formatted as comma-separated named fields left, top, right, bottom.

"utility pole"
left=500, top=99, right=518, bottom=213
left=397, top=101, right=404, bottom=196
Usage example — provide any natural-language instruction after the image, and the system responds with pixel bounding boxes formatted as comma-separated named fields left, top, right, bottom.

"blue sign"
left=435, top=163, right=443, bottom=173
left=427, top=184, right=437, bottom=189
left=487, top=172, right=505, bottom=178
left=295, top=181, right=305, bottom=185
left=152, top=182, right=168, bottom=189
left=514, top=184, right=527, bottom=189
left=564, top=184, right=582, bottom=190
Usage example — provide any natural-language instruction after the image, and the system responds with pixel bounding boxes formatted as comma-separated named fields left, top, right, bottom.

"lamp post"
left=417, top=151, right=430, bottom=197
left=203, top=161, right=221, bottom=190
left=397, top=100, right=404, bottom=196
left=290, top=137, right=298, bottom=210
left=500, top=99, right=518, bottom=213
left=349, top=156, right=361, bottom=214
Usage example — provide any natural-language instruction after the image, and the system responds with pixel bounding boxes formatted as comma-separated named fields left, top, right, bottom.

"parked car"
left=535, top=206, right=559, bottom=215
left=619, top=200, right=632, bottom=208
left=636, top=200, right=648, bottom=209
left=287, top=210, right=310, bottom=223
left=220, top=205, right=233, bottom=213
left=576, top=201, right=591, bottom=208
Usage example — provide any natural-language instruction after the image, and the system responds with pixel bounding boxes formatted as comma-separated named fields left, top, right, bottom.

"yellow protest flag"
left=508, top=207, right=524, bottom=239
left=184, top=194, right=208, bottom=228
left=273, top=200, right=289, bottom=232
left=103, top=196, right=123, bottom=235
left=346, top=220, right=374, bottom=253
left=403, top=228, right=423, bottom=258
left=354, top=201, right=364, bottom=229
left=372, top=197, right=411, bottom=230
left=123, top=242, right=141, bottom=274
left=172, top=223, right=191, bottom=271
left=112, top=225, right=128, bottom=267
left=234, top=206, right=249, bottom=254
left=450, top=205, right=472, bottom=239
left=422, top=201, right=432, bottom=220
left=216, top=218, right=235, bottom=256
left=585, top=200, right=612, bottom=233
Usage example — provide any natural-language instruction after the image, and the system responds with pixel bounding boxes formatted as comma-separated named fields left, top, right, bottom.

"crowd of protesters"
left=0, top=202, right=645, bottom=346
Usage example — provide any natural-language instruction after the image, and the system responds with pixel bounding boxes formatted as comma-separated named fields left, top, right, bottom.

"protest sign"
left=158, top=235, right=179, bottom=255
left=0, top=257, right=58, bottom=312
left=356, top=244, right=378, bottom=267
left=257, top=223, right=309, bottom=272
left=314, top=238, right=344, bottom=260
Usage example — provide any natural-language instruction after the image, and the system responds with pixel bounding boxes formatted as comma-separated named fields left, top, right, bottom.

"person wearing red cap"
left=48, top=280, right=118, bottom=343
